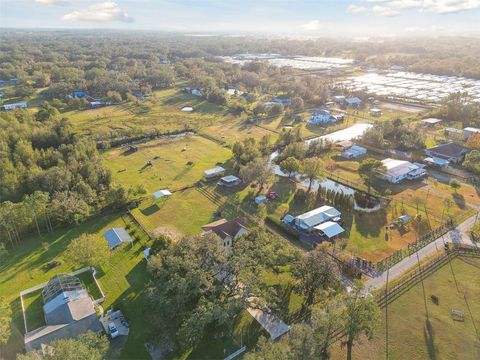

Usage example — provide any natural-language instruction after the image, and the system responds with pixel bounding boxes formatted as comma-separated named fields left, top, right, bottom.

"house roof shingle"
left=202, top=218, right=247, bottom=240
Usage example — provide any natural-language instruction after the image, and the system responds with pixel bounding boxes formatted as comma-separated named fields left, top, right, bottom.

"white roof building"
left=204, top=166, right=225, bottom=178
left=153, top=189, right=172, bottom=199
left=380, top=158, right=426, bottom=184
left=294, top=206, right=341, bottom=231
left=314, top=221, right=345, bottom=239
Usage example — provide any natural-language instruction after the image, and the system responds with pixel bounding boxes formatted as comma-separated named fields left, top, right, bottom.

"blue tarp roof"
left=104, top=227, right=132, bottom=249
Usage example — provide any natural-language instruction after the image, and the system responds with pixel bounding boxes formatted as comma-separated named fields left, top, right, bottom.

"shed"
left=181, top=106, right=194, bottom=112
left=218, top=175, right=241, bottom=187
left=103, top=228, right=132, bottom=249
left=369, top=108, right=382, bottom=116
left=341, top=145, right=367, bottom=159
left=314, top=221, right=345, bottom=239
left=204, top=166, right=226, bottom=179
left=153, top=189, right=172, bottom=199
left=282, top=214, right=295, bottom=224
left=421, top=118, right=442, bottom=126
left=255, top=195, right=267, bottom=205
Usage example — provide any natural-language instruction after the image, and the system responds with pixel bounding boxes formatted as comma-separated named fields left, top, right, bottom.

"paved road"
left=365, top=213, right=479, bottom=291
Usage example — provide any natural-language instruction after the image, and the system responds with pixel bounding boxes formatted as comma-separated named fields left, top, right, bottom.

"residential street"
left=365, top=213, right=479, bottom=290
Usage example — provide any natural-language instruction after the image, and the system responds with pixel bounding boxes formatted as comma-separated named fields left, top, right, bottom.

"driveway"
left=365, top=213, right=479, bottom=291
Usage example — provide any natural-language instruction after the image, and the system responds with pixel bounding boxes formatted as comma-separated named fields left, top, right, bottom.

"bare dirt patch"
left=378, top=101, right=428, bottom=114
left=152, top=226, right=182, bottom=241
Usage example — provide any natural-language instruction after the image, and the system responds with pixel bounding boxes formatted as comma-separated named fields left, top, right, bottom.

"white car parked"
left=108, top=322, right=119, bottom=339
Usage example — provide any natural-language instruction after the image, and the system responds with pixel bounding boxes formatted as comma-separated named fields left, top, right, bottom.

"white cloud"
left=347, top=4, right=368, bottom=13
left=62, top=1, right=134, bottom=23
left=300, top=20, right=322, bottom=31
left=35, top=0, right=70, bottom=5
left=348, top=0, right=480, bottom=16
left=372, top=5, right=400, bottom=16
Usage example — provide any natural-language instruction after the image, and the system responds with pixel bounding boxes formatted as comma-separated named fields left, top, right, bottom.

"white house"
left=294, top=206, right=341, bottom=232
left=341, top=145, right=367, bottom=159
left=308, top=109, right=338, bottom=125
left=202, top=218, right=247, bottom=250
left=379, top=158, right=427, bottom=183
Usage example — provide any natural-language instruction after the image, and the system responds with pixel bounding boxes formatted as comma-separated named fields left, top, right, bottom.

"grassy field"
left=65, top=87, right=232, bottom=138
left=203, top=117, right=277, bottom=144
left=132, top=188, right=224, bottom=237
left=0, top=213, right=153, bottom=360
left=102, top=135, right=232, bottom=193
left=332, top=256, right=480, bottom=360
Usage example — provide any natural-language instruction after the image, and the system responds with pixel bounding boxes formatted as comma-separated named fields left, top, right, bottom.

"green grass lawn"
left=65, top=87, right=232, bottom=139
left=22, top=290, right=45, bottom=332
left=332, top=256, right=480, bottom=360
left=77, top=271, right=103, bottom=300
left=0, top=213, right=152, bottom=360
left=131, top=186, right=245, bottom=238
left=102, top=135, right=232, bottom=193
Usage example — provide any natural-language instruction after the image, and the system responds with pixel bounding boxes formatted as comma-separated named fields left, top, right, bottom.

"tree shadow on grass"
left=353, top=209, right=387, bottom=238
left=452, top=193, right=466, bottom=209
left=424, top=318, right=438, bottom=360
left=141, top=204, right=160, bottom=216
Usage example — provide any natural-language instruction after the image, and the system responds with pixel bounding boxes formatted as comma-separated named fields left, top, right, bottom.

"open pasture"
left=102, top=135, right=232, bottom=193
left=332, top=256, right=480, bottom=360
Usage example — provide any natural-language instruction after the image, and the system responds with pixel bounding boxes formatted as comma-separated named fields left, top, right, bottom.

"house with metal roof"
left=294, top=206, right=341, bottom=232
left=341, top=145, right=367, bottom=159
left=24, top=275, right=102, bottom=352
left=379, top=158, right=427, bottom=183
left=103, top=227, right=132, bottom=249
left=308, top=109, right=338, bottom=125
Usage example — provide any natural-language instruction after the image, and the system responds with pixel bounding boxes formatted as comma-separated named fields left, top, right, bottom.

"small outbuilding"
left=181, top=106, right=194, bottom=112
left=153, top=189, right=172, bottom=199
left=218, top=175, right=241, bottom=187
left=421, top=118, right=442, bottom=126
left=254, top=195, right=267, bottom=205
left=369, top=108, right=382, bottom=117
left=341, top=145, right=367, bottom=159
left=104, top=228, right=132, bottom=249
left=204, top=166, right=226, bottom=179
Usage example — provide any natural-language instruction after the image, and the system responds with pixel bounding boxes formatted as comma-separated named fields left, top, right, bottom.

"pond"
left=305, top=123, right=373, bottom=145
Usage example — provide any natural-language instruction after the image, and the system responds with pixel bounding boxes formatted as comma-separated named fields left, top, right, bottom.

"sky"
left=1, top=0, right=480, bottom=37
